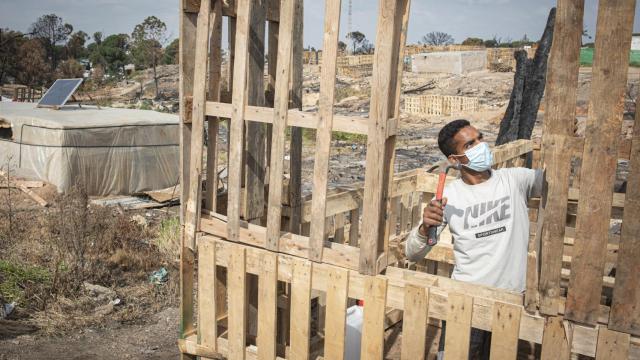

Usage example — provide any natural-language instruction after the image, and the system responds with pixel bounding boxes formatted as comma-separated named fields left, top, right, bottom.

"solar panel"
left=37, top=78, right=83, bottom=108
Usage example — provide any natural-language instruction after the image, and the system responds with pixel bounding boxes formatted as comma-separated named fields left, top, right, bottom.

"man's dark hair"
left=438, top=119, right=470, bottom=157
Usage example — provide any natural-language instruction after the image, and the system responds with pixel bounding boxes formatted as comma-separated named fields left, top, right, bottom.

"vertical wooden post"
left=324, top=268, right=350, bottom=360
left=359, top=0, right=410, bottom=274
left=288, top=0, right=304, bottom=235
left=244, top=0, right=267, bottom=225
left=198, top=237, right=217, bottom=352
left=609, top=94, right=640, bottom=335
left=227, top=0, right=254, bottom=241
left=489, top=302, right=522, bottom=359
left=360, top=276, right=388, bottom=359
left=290, top=259, right=312, bottom=360
left=536, top=0, right=584, bottom=315
left=228, top=245, right=247, bottom=360
left=401, top=285, right=429, bottom=360
left=540, top=316, right=572, bottom=360
left=179, top=2, right=198, bottom=357
left=595, top=328, right=630, bottom=360
left=308, top=0, right=342, bottom=262
left=565, top=0, right=636, bottom=325
left=257, top=252, right=278, bottom=360
left=266, top=0, right=297, bottom=250
left=204, top=0, right=223, bottom=212
left=444, top=293, right=473, bottom=360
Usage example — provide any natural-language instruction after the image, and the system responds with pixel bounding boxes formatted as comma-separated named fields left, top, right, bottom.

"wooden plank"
left=308, top=0, right=342, bottom=262
left=244, top=0, right=267, bottom=224
left=287, top=0, right=304, bottom=235
left=184, top=0, right=211, bottom=249
left=401, top=284, right=429, bottom=360
left=290, top=259, right=312, bottom=360
left=540, top=316, right=572, bottom=360
left=333, top=213, right=345, bottom=243
left=179, top=3, right=198, bottom=355
left=565, top=0, right=636, bottom=325
left=360, top=276, right=388, bottom=359
left=348, top=208, right=359, bottom=246
left=323, top=267, right=350, bottom=360
left=265, top=0, right=296, bottom=250
left=595, top=328, right=630, bottom=360
left=444, top=293, right=473, bottom=360
left=204, top=0, right=223, bottom=212
left=228, top=245, right=247, bottom=360
left=489, top=302, right=521, bottom=360
left=16, top=184, right=47, bottom=207
left=609, top=93, right=640, bottom=335
left=536, top=0, right=585, bottom=315
left=359, top=0, right=406, bottom=274
left=198, top=237, right=217, bottom=351
left=257, top=252, right=278, bottom=360
left=226, top=0, right=254, bottom=241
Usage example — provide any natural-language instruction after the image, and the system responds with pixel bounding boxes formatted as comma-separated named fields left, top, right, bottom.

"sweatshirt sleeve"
left=405, top=222, right=446, bottom=262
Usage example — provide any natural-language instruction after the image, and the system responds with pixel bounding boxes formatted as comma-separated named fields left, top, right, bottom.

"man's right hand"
left=419, top=197, right=448, bottom=236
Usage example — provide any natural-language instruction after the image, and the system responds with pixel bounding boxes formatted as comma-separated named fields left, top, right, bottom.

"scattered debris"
left=149, top=268, right=169, bottom=285
left=83, top=282, right=117, bottom=302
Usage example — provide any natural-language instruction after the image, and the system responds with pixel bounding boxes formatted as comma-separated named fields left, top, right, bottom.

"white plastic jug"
left=344, top=304, right=363, bottom=360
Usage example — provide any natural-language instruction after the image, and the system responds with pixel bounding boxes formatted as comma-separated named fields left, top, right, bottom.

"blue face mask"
left=455, top=142, right=493, bottom=172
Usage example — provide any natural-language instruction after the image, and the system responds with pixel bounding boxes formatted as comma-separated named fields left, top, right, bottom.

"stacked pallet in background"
left=404, top=94, right=479, bottom=116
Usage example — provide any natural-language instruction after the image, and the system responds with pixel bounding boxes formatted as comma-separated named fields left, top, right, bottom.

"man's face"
left=448, top=125, right=484, bottom=165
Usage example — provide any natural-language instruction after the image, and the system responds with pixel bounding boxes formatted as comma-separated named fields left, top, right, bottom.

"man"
left=405, top=119, right=542, bottom=359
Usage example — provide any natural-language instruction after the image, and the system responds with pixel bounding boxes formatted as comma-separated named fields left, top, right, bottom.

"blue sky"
left=1, top=0, right=638, bottom=48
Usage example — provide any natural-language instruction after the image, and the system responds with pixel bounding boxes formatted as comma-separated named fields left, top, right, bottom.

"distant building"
left=632, top=33, right=640, bottom=51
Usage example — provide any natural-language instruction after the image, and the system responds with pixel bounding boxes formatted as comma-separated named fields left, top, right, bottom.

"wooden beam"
left=198, top=237, right=217, bottom=352
left=308, top=0, right=342, bottom=262
left=401, top=284, right=429, bottom=360
left=360, top=276, right=388, bottom=359
left=565, top=0, right=636, bottom=325
left=290, top=259, right=312, bottom=360
left=536, top=0, right=584, bottom=315
left=489, top=301, right=522, bottom=359
left=595, top=328, right=630, bottom=360
left=444, top=293, right=473, bottom=360
left=257, top=252, right=278, bottom=360
left=204, top=0, right=223, bottom=212
left=323, top=267, right=349, bottom=360
left=287, top=0, right=304, bottom=235
left=184, top=0, right=211, bottom=249
left=226, top=0, right=254, bottom=241
left=609, top=92, right=640, bottom=335
left=265, top=0, right=296, bottom=250
left=540, top=316, right=572, bottom=360
left=243, top=0, right=267, bottom=224
left=228, top=245, right=247, bottom=360
left=359, top=0, right=405, bottom=274
left=179, top=3, right=198, bottom=356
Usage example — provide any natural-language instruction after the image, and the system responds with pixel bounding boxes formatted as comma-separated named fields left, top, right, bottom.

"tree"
left=88, top=33, right=130, bottom=76
left=56, top=59, right=84, bottom=78
left=484, top=38, right=498, bottom=48
left=462, top=37, right=484, bottom=46
left=421, top=32, right=454, bottom=46
left=337, top=41, right=347, bottom=53
left=346, top=31, right=373, bottom=55
left=66, top=31, right=89, bottom=59
left=16, top=39, right=50, bottom=86
left=131, top=16, right=168, bottom=98
left=29, top=14, right=73, bottom=70
left=162, top=38, right=179, bottom=65
left=0, top=28, right=27, bottom=84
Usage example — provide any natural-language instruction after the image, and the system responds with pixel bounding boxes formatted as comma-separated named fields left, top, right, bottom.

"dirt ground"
left=1, top=65, right=638, bottom=359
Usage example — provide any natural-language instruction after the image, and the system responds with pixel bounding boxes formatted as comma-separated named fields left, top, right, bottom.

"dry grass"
left=1, top=184, right=179, bottom=335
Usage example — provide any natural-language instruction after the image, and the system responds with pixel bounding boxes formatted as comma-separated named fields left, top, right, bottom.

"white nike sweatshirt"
left=405, top=167, right=543, bottom=292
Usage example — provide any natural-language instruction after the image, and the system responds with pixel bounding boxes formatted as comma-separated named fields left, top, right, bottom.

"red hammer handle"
left=427, top=172, right=447, bottom=246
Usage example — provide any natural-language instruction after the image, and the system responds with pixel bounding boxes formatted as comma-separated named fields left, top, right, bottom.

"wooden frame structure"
left=179, top=0, right=640, bottom=358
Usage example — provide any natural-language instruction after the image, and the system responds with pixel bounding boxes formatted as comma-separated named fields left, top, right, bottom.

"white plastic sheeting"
left=0, top=102, right=179, bottom=196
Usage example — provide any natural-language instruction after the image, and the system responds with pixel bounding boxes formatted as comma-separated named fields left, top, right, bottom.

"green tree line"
left=0, top=14, right=179, bottom=98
